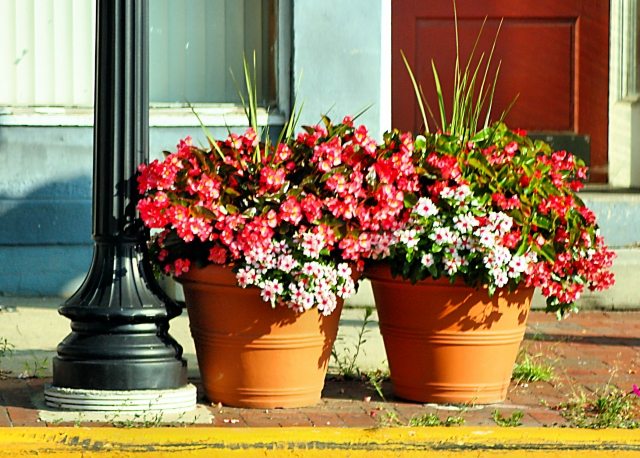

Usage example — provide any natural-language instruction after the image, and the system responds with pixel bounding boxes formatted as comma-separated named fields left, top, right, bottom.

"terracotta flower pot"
left=178, top=265, right=342, bottom=408
left=367, top=264, right=533, bottom=404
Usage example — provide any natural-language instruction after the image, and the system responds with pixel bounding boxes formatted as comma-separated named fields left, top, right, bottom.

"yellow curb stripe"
left=1, top=427, right=640, bottom=457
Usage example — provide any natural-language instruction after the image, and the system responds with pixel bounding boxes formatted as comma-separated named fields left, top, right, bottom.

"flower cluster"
left=137, top=118, right=379, bottom=315
left=138, top=112, right=615, bottom=317
left=363, top=124, right=615, bottom=316
left=369, top=183, right=537, bottom=294
left=292, top=122, right=419, bottom=266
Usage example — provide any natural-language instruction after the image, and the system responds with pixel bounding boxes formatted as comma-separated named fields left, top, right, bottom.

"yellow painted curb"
left=1, top=427, right=640, bottom=457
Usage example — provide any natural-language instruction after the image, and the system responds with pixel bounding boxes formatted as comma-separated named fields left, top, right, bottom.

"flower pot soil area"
left=2, top=310, right=639, bottom=428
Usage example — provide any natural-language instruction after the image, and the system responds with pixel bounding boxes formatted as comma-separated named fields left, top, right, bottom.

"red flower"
left=208, top=246, right=228, bottom=264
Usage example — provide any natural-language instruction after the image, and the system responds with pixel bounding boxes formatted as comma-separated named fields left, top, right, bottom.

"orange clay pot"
left=367, top=264, right=533, bottom=404
left=178, top=264, right=342, bottom=408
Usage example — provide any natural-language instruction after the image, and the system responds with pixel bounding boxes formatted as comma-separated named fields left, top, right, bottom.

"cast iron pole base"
left=52, top=242, right=186, bottom=391
left=46, top=241, right=193, bottom=411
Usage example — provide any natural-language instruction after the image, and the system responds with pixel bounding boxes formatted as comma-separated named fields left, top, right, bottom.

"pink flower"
left=259, top=166, right=286, bottom=194
left=172, top=258, right=191, bottom=277
left=280, top=196, right=303, bottom=225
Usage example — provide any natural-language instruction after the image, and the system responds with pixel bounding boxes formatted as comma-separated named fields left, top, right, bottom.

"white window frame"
left=0, top=1, right=290, bottom=128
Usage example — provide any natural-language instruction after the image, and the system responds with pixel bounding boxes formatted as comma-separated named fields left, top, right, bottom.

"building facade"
left=0, top=0, right=638, bottom=301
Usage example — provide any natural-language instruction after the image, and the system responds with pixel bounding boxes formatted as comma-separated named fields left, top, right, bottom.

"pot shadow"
left=243, top=306, right=340, bottom=372
left=435, top=288, right=532, bottom=331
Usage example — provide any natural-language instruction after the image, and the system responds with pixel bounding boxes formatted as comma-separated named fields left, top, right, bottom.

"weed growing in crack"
left=364, top=367, right=390, bottom=402
left=372, top=408, right=402, bottom=427
left=0, top=338, right=14, bottom=376
left=491, top=409, right=524, bottom=427
left=558, top=386, right=640, bottom=429
left=19, top=356, right=49, bottom=379
left=109, top=412, right=165, bottom=428
left=512, top=351, right=554, bottom=384
left=409, top=412, right=465, bottom=427
left=331, top=307, right=374, bottom=379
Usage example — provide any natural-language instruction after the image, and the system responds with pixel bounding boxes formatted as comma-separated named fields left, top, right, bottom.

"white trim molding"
left=608, top=0, right=640, bottom=188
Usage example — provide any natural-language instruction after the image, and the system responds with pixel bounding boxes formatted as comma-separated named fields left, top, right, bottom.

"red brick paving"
left=1, top=311, right=640, bottom=428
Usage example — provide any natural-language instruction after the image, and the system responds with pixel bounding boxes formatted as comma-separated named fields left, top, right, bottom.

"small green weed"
left=491, top=409, right=524, bottom=427
left=20, top=356, right=49, bottom=379
left=374, top=409, right=402, bottom=427
left=409, top=412, right=465, bottom=427
left=331, top=307, right=374, bottom=379
left=512, top=352, right=554, bottom=384
left=364, top=367, right=390, bottom=402
left=559, top=386, right=640, bottom=429
left=0, top=338, right=14, bottom=376
left=109, top=412, right=165, bottom=428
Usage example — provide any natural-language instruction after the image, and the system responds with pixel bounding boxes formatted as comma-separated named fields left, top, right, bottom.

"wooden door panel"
left=393, top=0, right=609, bottom=181
left=415, top=19, right=574, bottom=131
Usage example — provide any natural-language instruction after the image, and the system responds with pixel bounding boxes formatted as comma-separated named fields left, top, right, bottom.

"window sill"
left=0, top=106, right=285, bottom=127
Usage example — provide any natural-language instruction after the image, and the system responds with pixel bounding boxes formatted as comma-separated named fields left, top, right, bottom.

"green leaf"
left=415, top=134, right=427, bottom=151
left=225, top=204, right=239, bottom=215
left=224, top=187, right=241, bottom=197
left=403, top=192, right=418, bottom=208
left=532, top=214, right=552, bottom=230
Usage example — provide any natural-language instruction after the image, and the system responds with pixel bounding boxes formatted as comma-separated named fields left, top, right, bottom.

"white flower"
left=453, top=213, right=478, bottom=234
left=488, top=212, right=513, bottom=234
left=272, top=240, right=289, bottom=254
left=337, top=277, right=356, bottom=298
left=455, top=235, right=474, bottom=251
left=277, top=254, right=298, bottom=273
left=315, top=291, right=337, bottom=316
left=399, top=229, right=420, bottom=249
left=260, top=279, right=284, bottom=306
left=300, top=231, right=325, bottom=259
left=453, top=184, right=472, bottom=202
left=440, top=186, right=455, bottom=199
left=421, top=253, right=435, bottom=268
left=508, top=255, right=529, bottom=278
left=337, top=263, right=352, bottom=279
left=413, top=197, right=439, bottom=218
left=490, top=269, right=509, bottom=288
left=430, top=226, right=456, bottom=245
left=476, top=228, right=496, bottom=248
left=236, top=267, right=258, bottom=288
left=301, top=261, right=321, bottom=277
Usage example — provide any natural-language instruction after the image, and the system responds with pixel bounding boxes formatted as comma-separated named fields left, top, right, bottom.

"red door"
left=392, top=0, right=610, bottom=182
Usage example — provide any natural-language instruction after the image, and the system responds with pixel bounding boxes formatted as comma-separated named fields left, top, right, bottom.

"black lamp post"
left=46, top=0, right=190, bottom=402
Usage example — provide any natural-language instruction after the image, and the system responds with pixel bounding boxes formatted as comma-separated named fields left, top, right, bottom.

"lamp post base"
left=44, top=383, right=197, bottom=413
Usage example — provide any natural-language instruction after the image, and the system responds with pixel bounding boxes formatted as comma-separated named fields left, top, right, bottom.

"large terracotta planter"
left=178, top=265, right=342, bottom=408
left=367, top=264, right=533, bottom=404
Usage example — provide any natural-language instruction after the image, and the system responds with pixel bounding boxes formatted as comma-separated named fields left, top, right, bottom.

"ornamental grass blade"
left=189, top=104, right=225, bottom=160
left=242, top=52, right=259, bottom=133
left=278, top=71, right=305, bottom=147
left=431, top=60, right=448, bottom=132
left=230, top=52, right=262, bottom=160
left=477, top=18, right=503, bottom=130
left=401, top=50, right=430, bottom=133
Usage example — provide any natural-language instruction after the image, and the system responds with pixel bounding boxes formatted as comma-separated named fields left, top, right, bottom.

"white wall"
left=292, top=0, right=390, bottom=139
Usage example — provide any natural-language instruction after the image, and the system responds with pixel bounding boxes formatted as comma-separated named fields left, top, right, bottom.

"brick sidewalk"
left=1, top=311, right=639, bottom=428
